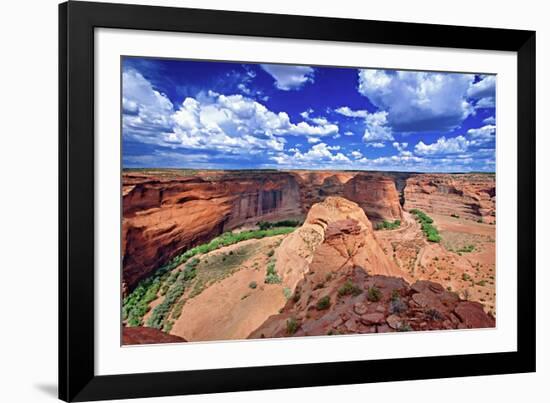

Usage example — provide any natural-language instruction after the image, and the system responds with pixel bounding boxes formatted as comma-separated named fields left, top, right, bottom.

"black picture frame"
left=59, top=1, right=536, bottom=401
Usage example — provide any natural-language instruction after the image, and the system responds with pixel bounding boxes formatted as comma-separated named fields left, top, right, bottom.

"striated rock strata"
left=343, top=173, right=403, bottom=222
left=272, top=196, right=406, bottom=294
left=122, top=171, right=301, bottom=291
left=403, top=173, right=495, bottom=223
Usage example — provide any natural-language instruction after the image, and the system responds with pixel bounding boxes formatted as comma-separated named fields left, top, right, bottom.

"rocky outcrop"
left=273, top=196, right=405, bottom=293
left=343, top=173, right=403, bottom=222
left=122, top=170, right=496, bottom=293
left=249, top=269, right=495, bottom=338
left=291, top=171, right=355, bottom=212
left=122, top=326, right=186, bottom=345
left=122, top=171, right=302, bottom=291
left=249, top=196, right=494, bottom=338
left=403, top=174, right=495, bottom=223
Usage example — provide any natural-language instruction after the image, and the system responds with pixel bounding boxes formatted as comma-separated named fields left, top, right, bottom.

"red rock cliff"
left=403, top=173, right=495, bottom=222
left=122, top=171, right=302, bottom=291
left=343, top=173, right=403, bottom=222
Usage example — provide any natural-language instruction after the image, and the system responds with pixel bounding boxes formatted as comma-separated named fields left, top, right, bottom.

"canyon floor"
left=121, top=170, right=495, bottom=344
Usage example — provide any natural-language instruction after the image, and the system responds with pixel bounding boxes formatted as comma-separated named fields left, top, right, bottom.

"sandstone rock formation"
left=122, top=171, right=302, bottom=290
left=403, top=173, right=495, bottom=223
left=249, top=196, right=494, bottom=338
left=344, top=173, right=403, bottom=222
left=273, top=196, right=405, bottom=293
left=122, top=170, right=495, bottom=295
left=249, top=269, right=495, bottom=338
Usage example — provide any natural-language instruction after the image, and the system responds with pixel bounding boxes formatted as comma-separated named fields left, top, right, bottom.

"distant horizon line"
left=122, top=167, right=496, bottom=175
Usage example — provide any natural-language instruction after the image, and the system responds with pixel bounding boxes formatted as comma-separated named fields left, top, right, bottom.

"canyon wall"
left=122, top=170, right=496, bottom=292
left=403, top=174, right=496, bottom=223
left=343, top=173, right=403, bottom=222
left=122, top=171, right=302, bottom=291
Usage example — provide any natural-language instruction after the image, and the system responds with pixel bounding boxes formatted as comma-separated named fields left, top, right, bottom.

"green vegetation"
left=283, top=287, right=292, bottom=300
left=375, top=219, right=401, bottom=230
left=249, top=281, right=257, bottom=289
left=123, top=226, right=295, bottom=328
left=257, top=220, right=301, bottom=230
left=476, top=280, right=487, bottom=287
left=456, top=244, right=475, bottom=253
left=366, top=286, right=382, bottom=302
left=171, top=299, right=185, bottom=320
left=265, top=261, right=282, bottom=284
left=451, top=213, right=460, bottom=219
left=337, top=279, right=363, bottom=297
left=316, top=295, right=331, bottom=310
left=146, top=280, right=186, bottom=329
left=397, top=322, right=413, bottom=332
left=462, top=273, right=472, bottom=281
left=286, top=317, right=299, bottom=335
left=410, top=209, right=441, bottom=243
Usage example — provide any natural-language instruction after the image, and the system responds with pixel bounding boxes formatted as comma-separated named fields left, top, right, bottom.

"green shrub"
left=265, top=261, right=282, bottom=284
left=375, top=219, right=401, bottom=230
left=283, top=287, right=292, bottom=300
left=337, top=279, right=362, bottom=297
left=476, top=280, right=487, bottom=286
left=410, top=209, right=441, bottom=243
left=457, top=244, right=475, bottom=253
left=367, top=286, right=382, bottom=302
left=162, top=320, right=174, bottom=333
left=249, top=281, right=257, bottom=289
left=286, top=317, right=299, bottom=335
left=462, top=273, right=472, bottom=281
left=171, top=299, right=185, bottom=320
left=451, top=213, right=460, bottom=218
left=265, top=272, right=282, bottom=284
left=316, top=296, right=331, bottom=310
left=146, top=282, right=186, bottom=329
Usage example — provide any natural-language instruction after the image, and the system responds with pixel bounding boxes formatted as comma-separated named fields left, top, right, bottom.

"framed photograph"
left=59, top=1, right=536, bottom=401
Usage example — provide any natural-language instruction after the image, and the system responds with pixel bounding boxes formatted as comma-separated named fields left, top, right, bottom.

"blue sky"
left=122, top=57, right=496, bottom=172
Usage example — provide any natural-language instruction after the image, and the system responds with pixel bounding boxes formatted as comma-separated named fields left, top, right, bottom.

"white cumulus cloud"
left=358, top=69, right=475, bottom=132
left=260, top=64, right=315, bottom=91
left=467, top=75, right=496, bottom=109
left=414, top=136, right=470, bottom=156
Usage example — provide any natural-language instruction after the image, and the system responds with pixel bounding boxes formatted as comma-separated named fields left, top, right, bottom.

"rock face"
left=122, top=171, right=302, bottom=291
left=249, top=196, right=494, bottom=338
left=291, top=171, right=355, bottom=212
left=122, top=326, right=186, bottom=345
left=249, top=270, right=495, bottom=338
left=344, top=173, right=403, bottom=223
left=272, top=196, right=405, bottom=293
left=122, top=170, right=495, bottom=293
left=403, top=174, right=495, bottom=223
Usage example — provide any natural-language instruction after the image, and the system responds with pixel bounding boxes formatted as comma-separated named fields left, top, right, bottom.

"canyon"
left=121, top=169, right=496, bottom=344
left=122, top=169, right=495, bottom=292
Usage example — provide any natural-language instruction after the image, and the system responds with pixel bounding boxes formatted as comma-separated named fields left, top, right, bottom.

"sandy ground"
left=376, top=212, right=496, bottom=316
left=169, top=235, right=288, bottom=341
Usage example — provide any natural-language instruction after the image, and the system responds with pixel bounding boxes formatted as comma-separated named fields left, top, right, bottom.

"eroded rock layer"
left=122, top=171, right=302, bottom=291
left=343, top=173, right=403, bottom=222
left=403, top=173, right=495, bottom=223
left=250, top=268, right=494, bottom=338
left=122, top=170, right=496, bottom=292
